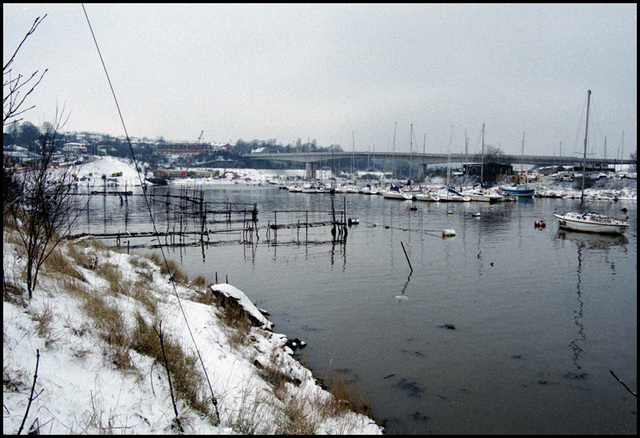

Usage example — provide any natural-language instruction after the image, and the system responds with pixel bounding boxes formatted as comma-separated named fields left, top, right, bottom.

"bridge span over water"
left=244, top=151, right=633, bottom=180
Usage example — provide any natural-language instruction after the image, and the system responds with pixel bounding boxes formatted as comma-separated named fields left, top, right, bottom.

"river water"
left=75, top=183, right=637, bottom=434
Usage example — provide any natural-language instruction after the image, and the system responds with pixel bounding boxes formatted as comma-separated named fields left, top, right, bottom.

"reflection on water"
left=555, top=229, right=630, bottom=372
left=570, top=240, right=585, bottom=370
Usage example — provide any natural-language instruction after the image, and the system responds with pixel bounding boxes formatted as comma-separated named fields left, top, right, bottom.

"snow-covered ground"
left=3, top=231, right=383, bottom=434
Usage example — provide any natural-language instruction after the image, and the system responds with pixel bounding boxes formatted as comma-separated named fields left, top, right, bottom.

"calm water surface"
left=77, top=184, right=637, bottom=434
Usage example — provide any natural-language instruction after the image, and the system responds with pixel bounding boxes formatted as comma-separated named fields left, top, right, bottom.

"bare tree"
left=3, top=15, right=48, bottom=126
left=4, top=14, right=86, bottom=298
left=6, top=108, right=85, bottom=298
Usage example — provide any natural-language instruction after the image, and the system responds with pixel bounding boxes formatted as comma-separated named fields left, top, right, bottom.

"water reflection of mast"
left=569, top=241, right=586, bottom=369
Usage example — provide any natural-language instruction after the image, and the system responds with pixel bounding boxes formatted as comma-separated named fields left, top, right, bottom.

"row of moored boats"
left=287, top=182, right=533, bottom=203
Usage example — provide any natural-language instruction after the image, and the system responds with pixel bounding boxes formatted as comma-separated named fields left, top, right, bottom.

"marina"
left=69, top=172, right=637, bottom=434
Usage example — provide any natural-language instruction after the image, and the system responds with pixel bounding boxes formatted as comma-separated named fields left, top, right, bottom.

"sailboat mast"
left=392, top=122, right=397, bottom=182
left=581, top=89, right=591, bottom=206
left=351, top=131, right=355, bottom=178
left=409, top=124, right=413, bottom=181
left=480, top=124, right=485, bottom=186
left=521, top=131, right=525, bottom=175
left=447, top=125, right=453, bottom=189
left=464, top=130, right=468, bottom=183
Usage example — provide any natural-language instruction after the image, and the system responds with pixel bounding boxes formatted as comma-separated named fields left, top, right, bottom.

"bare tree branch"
left=3, top=15, right=48, bottom=126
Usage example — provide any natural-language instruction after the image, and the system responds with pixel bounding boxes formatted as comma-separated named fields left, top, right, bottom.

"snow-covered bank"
left=3, top=233, right=382, bottom=434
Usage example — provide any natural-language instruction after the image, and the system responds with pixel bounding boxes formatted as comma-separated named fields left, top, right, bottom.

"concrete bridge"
left=244, top=151, right=634, bottom=180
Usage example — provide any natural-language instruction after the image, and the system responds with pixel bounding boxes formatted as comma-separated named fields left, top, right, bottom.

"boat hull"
left=499, top=188, right=535, bottom=197
left=464, top=191, right=505, bottom=202
left=415, top=192, right=440, bottom=202
left=382, top=190, right=412, bottom=200
left=553, top=213, right=629, bottom=235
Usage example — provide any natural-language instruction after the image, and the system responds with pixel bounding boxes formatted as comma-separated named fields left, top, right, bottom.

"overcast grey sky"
left=3, top=3, right=637, bottom=158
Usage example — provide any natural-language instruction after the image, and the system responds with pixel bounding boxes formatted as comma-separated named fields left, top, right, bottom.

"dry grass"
left=81, top=292, right=132, bottom=369
left=221, top=303, right=252, bottom=350
left=323, top=373, right=372, bottom=417
left=160, top=258, right=189, bottom=284
left=66, top=241, right=100, bottom=271
left=191, top=289, right=217, bottom=306
left=31, top=300, right=64, bottom=348
left=95, top=262, right=121, bottom=294
left=279, top=393, right=315, bottom=435
left=44, top=248, right=87, bottom=283
left=132, top=313, right=211, bottom=416
left=190, top=274, right=208, bottom=289
left=32, top=300, right=54, bottom=337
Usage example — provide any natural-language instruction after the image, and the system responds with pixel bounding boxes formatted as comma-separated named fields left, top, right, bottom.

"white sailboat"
left=415, top=188, right=440, bottom=202
left=553, top=90, right=630, bottom=235
left=439, top=126, right=470, bottom=202
left=463, top=124, right=505, bottom=202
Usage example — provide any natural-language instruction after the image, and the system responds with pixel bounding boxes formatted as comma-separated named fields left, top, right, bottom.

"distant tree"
left=483, top=145, right=503, bottom=164
left=481, top=145, right=507, bottom=185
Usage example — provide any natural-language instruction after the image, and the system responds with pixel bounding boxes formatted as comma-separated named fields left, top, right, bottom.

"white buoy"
left=442, top=229, right=456, bottom=237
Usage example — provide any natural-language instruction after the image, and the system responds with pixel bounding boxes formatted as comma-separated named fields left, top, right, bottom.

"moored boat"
left=553, top=212, right=629, bottom=235
left=463, top=187, right=505, bottom=203
left=438, top=187, right=471, bottom=202
left=382, top=185, right=413, bottom=200
left=499, top=184, right=535, bottom=198
left=415, top=189, right=440, bottom=202
left=553, top=90, right=630, bottom=235
left=360, top=184, right=380, bottom=195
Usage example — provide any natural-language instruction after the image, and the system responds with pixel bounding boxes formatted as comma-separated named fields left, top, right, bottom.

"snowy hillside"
left=3, top=232, right=382, bottom=434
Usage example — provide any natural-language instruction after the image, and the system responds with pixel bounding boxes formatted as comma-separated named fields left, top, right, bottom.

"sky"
left=3, top=3, right=637, bottom=158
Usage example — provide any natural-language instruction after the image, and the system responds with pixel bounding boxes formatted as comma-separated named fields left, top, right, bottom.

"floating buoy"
left=442, top=229, right=456, bottom=237
left=534, top=220, right=546, bottom=229
left=447, top=210, right=454, bottom=215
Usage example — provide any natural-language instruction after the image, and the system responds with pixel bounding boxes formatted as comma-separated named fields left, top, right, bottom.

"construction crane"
left=178, top=130, right=204, bottom=178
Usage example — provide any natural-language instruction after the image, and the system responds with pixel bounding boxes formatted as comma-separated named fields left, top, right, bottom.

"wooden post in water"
left=401, top=241, right=413, bottom=273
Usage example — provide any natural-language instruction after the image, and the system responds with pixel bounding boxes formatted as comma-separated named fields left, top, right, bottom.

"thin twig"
left=153, top=323, right=182, bottom=432
left=610, top=370, right=637, bottom=398
left=17, top=349, right=40, bottom=435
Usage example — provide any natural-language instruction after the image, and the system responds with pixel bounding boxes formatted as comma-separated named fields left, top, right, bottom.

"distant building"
left=63, top=142, right=88, bottom=155
left=157, top=142, right=213, bottom=155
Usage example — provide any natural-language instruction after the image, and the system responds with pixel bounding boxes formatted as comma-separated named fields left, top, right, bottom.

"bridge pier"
left=304, top=161, right=317, bottom=180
